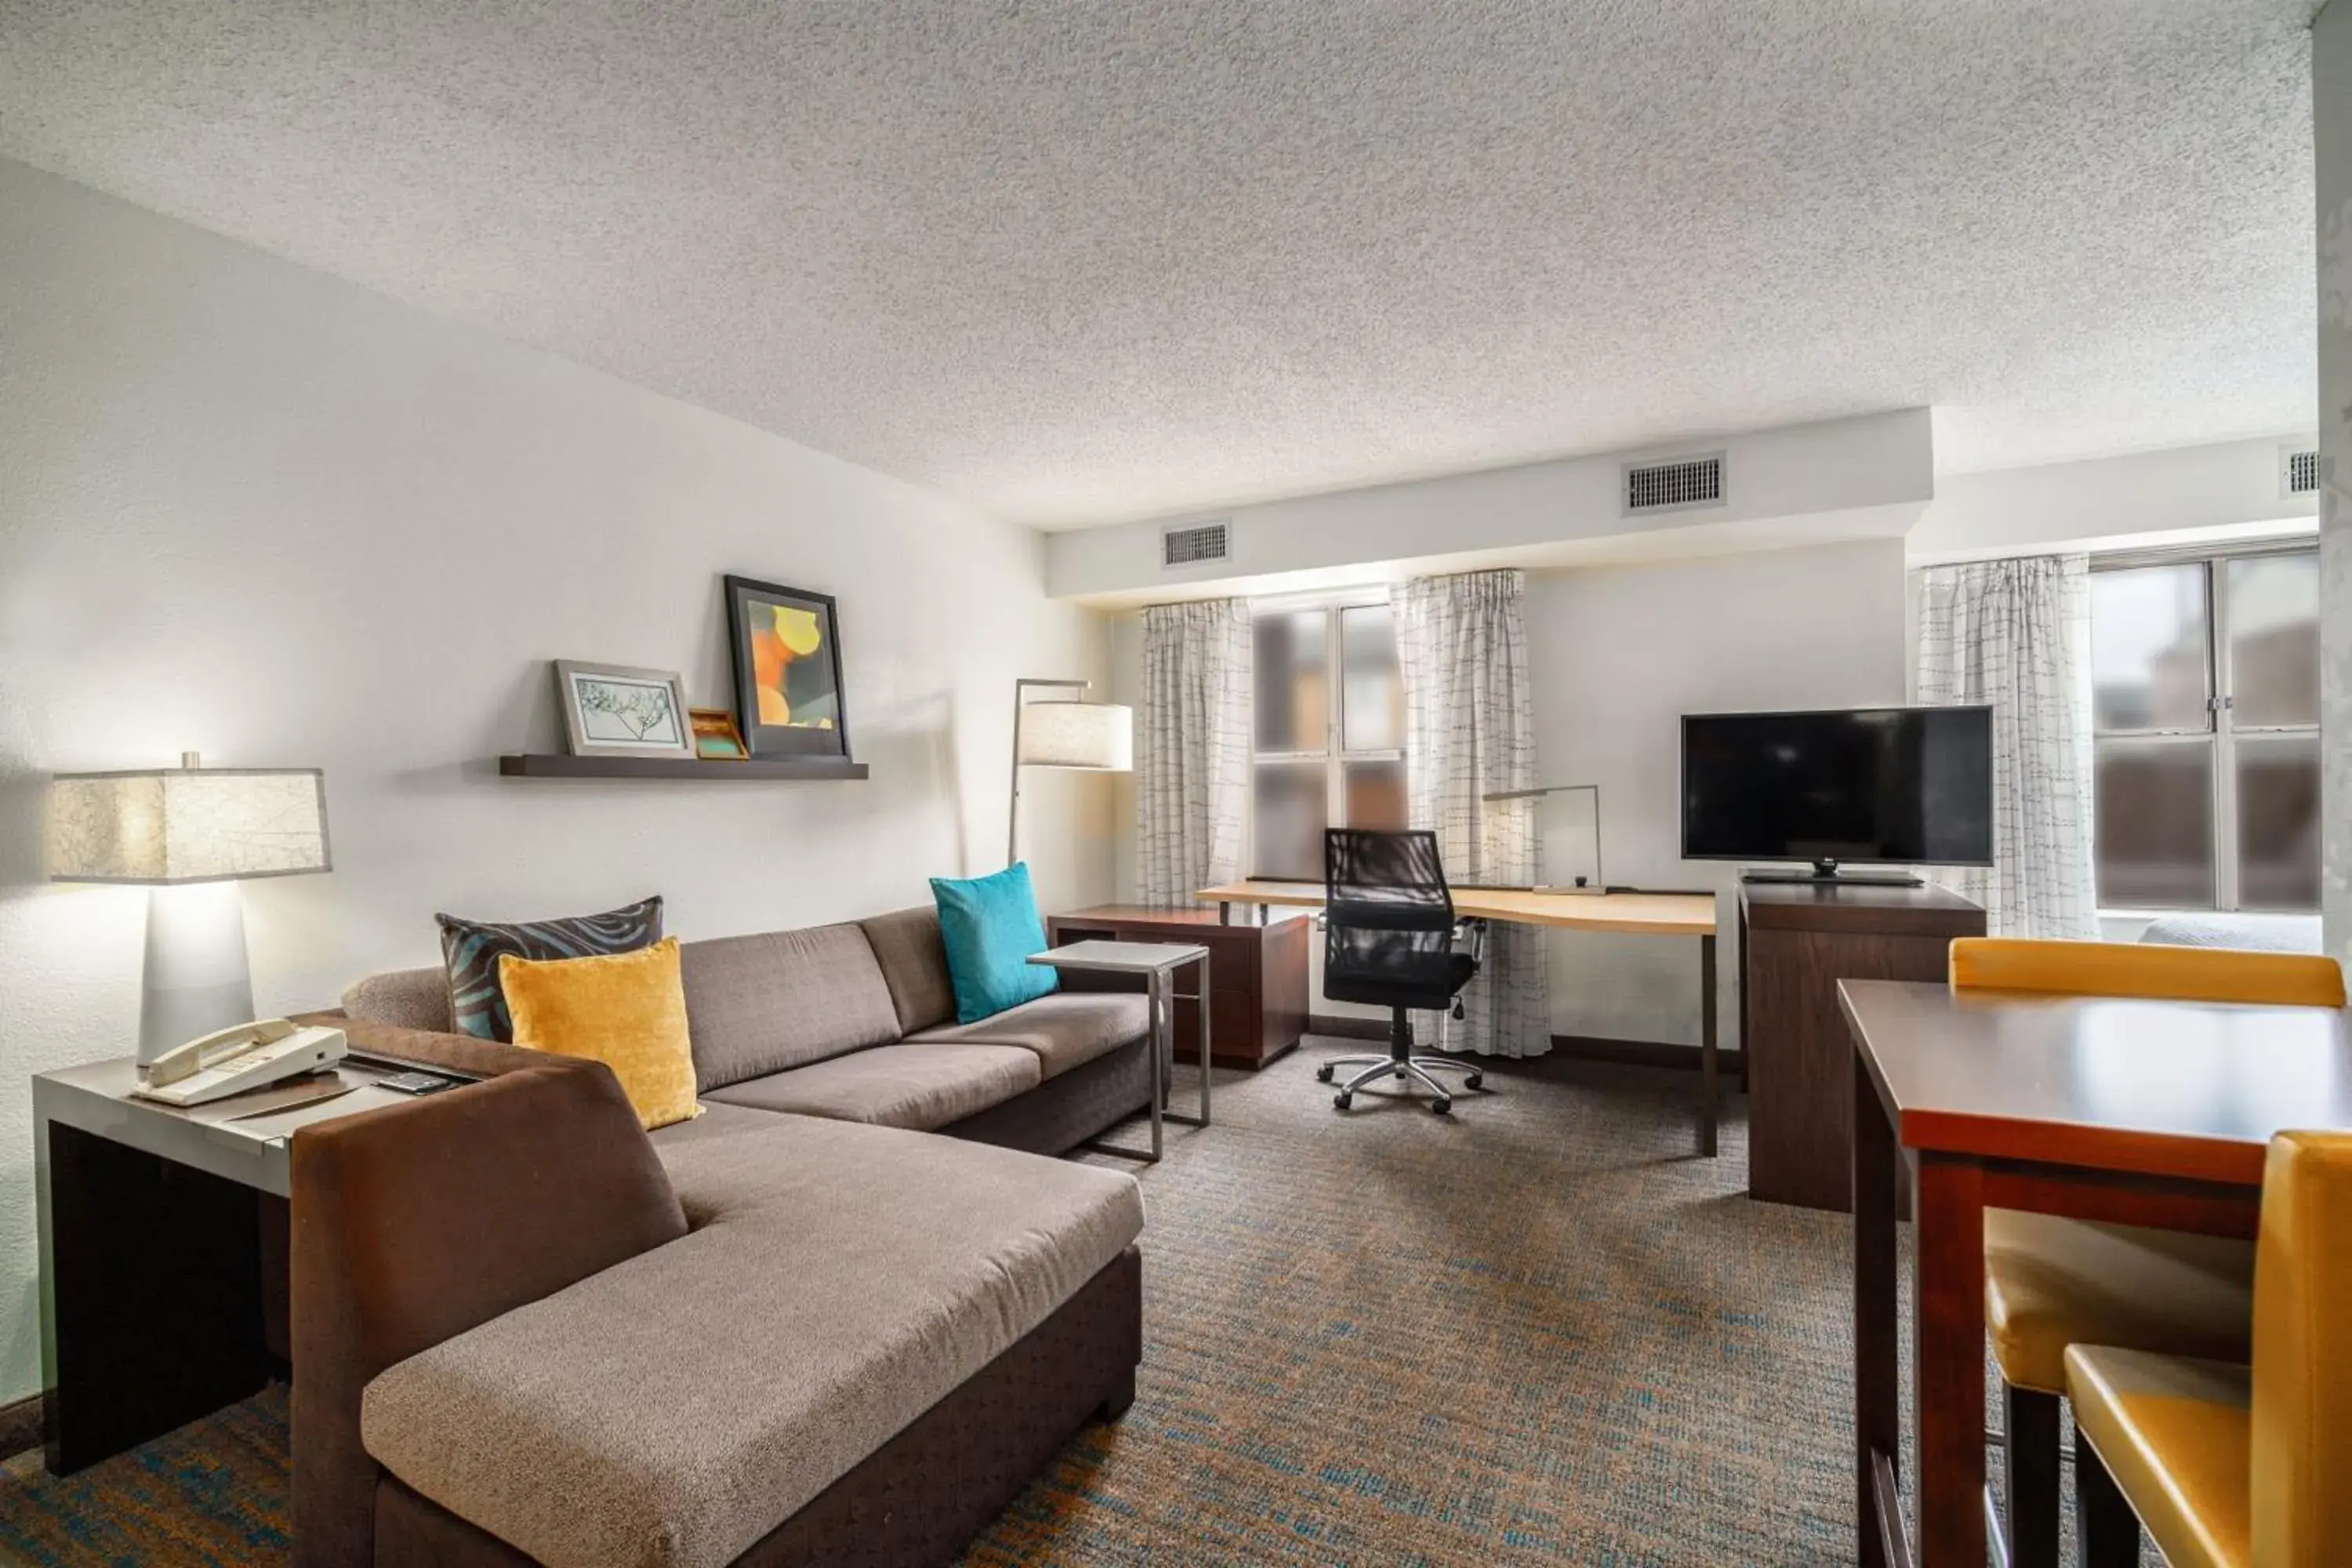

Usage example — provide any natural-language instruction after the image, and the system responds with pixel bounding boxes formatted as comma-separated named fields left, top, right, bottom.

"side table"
left=1029, top=939, right=1209, bottom=1163
left=33, top=1054, right=459, bottom=1472
left=1044, top=905, right=1307, bottom=1069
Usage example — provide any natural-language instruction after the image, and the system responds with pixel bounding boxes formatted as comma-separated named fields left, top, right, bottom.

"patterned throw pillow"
left=436, top=895, right=664, bottom=1041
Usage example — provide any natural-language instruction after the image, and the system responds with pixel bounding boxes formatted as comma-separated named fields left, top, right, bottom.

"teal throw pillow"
left=930, top=862, right=1059, bottom=1024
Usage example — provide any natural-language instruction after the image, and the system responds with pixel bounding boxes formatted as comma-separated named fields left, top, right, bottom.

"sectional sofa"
left=291, top=904, right=1154, bottom=1567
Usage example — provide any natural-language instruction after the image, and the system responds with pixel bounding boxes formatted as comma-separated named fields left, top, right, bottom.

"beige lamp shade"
left=49, top=766, right=332, bottom=884
left=1014, top=702, right=1133, bottom=771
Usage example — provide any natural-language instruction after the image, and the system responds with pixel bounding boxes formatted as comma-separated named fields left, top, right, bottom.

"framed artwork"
left=724, top=575, right=851, bottom=759
left=688, top=707, right=750, bottom=760
left=554, top=661, right=694, bottom=758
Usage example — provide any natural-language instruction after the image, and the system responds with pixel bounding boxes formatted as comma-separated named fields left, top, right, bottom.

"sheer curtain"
left=1396, top=569, right=1551, bottom=1057
left=1913, top=554, right=2099, bottom=938
left=1136, top=600, right=1252, bottom=908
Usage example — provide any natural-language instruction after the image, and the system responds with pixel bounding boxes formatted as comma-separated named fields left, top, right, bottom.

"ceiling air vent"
left=1624, top=452, right=1726, bottom=516
left=1161, top=519, right=1231, bottom=568
left=2282, top=446, right=2321, bottom=498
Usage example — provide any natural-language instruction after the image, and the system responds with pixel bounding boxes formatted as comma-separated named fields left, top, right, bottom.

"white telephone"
left=134, top=1018, right=349, bottom=1108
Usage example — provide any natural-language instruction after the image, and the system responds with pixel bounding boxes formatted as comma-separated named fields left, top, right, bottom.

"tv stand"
left=1740, top=858, right=1923, bottom=887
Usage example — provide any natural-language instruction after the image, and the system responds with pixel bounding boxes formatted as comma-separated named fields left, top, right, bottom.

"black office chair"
left=1314, top=829, right=1488, bottom=1114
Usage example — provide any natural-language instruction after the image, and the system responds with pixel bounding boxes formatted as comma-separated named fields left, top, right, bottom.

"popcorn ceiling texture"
left=0, top=0, right=2322, bottom=528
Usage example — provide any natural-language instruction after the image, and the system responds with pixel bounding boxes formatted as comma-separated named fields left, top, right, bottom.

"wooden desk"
left=1200, top=879, right=1722, bottom=1152
left=1839, top=979, right=2352, bottom=1568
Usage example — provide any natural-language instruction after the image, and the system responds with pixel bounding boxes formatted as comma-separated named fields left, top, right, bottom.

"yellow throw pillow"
left=498, top=938, right=702, bottom=1131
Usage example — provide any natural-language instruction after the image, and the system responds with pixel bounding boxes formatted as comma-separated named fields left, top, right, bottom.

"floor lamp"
left=1008, top=680, right=1132, bottom=867
left=48, top=753, right=333, bottom=1068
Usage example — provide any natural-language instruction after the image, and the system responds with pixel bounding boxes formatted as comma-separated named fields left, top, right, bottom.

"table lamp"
left=1008, top=680, right=1132, bottom=866
left=48, top=753, right=332, bottom=1067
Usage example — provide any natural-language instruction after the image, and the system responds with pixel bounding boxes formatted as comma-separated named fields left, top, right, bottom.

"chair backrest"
left=1324, top=829, right=1454, bottom=933
left=2252, top=1130, right=2352, bottom=1566
left=1948, top=937, right=2347, bottom=1009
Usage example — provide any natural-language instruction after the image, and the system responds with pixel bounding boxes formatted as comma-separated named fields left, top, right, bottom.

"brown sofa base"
left=372, top=1244, right=1144, bottom=1568
left=939, top=1034, right=1152, bottom=1156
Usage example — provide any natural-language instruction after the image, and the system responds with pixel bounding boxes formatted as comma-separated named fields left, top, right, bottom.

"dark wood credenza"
left=1045, top=905, right=1309, bottom=1069
left=1739, top=880, right=1985, bottom=1211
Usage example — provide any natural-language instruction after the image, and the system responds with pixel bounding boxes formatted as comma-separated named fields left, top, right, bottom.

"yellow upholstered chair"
left=2067, top=1130, right=2352, bottom=1567
left=1947, top=937, right=2347, bottom=1568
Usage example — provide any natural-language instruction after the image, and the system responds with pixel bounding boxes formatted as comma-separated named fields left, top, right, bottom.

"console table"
left=1740, top=880, right=1984, bottom=1211
left=1045, top=905, right=1308, bottom=1069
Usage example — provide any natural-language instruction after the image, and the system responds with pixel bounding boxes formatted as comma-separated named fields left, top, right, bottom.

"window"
left=1250, top=599, right=1406, bottom=879
left=2089, top=546, right=2320, bottom=911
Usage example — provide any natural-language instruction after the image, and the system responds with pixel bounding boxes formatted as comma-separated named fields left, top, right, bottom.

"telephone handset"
left=134, top=1018, right=349, bottom=1107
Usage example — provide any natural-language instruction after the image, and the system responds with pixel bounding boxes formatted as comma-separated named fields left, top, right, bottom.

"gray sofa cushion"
left=644, top=1098, right=781, bottom=1149
left=909, top=992, right=1149, bottom=1080
left=681, top=926, right=902, bottom=1091
left=341, top=966, right=456, bottom=1034
left=702, top=1042, right=1040, bottom=1131
left=361, top=1116, right=1144, bottom=1568
left=857, top=906, right=957, bottom=1036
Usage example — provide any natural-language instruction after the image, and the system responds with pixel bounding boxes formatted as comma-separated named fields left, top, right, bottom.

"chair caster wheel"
left=1465, top=1073, right=1484, bottom=1091
left=1432, top=1098, right=1452, bottom=1116
left=1334, top=1091, right=1352, bottom=1111
left=1315, top=1064, right=1334, bottom=1083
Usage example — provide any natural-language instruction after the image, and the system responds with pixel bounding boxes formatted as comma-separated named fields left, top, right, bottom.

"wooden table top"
left=1838, top=978, right=2352, bottom=1187
left=1196, top=880, right=1717, bottom=937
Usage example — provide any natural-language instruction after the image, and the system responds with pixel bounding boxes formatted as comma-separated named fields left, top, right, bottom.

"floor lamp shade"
left=49, top=761, right=332, bottom=1064
left=1015, top=702, right=1134, bottom=771
left=1007, top=683, right=1133, bottom=867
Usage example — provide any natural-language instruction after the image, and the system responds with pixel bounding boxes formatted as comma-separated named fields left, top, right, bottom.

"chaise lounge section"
left=292, top=902, right=1156, bottom=1566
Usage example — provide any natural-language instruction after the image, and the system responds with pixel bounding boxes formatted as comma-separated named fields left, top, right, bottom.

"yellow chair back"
left=1948, top=938, right=2346, bottom=1009
left=2252, top=1131, right=2352, bottom=1566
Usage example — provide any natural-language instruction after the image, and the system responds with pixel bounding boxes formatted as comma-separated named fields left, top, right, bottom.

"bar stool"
left=2067, top=1128, right=2351, bottom=1566
left=1947, top=937, right=2346, bottom=1568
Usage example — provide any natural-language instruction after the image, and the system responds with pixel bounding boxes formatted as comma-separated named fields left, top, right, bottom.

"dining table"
left=1838, top=976, right=2352, bottom=1567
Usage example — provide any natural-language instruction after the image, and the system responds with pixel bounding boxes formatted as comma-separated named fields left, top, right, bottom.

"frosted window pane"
left=2225, top=554, right=2319, bottom=728
left=2094, top=738, right=2213, bottom=908
left=2236, top=734, right=2321, bottom=911
left=2091, top=564, right=2209, bottom=731
left=1251, top=763, right=1327, bottom=880
left=1339, top=605, right=1403, bottom=752
left=1342, top=760, right=1406, bottom=833
left=1254, top=612, right=1327, bottom=753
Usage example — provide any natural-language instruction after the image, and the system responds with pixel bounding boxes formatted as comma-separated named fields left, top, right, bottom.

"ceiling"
left=0, top=1, right=2321, bottom=529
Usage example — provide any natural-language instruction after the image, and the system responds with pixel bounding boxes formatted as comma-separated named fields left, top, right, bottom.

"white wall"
left=1526, top=541, right=1910, bottom=1047
left=1048, top=408, right=1933, bottom=604
left=2320, top=2, right=2352, bottom=976
left=0, top=160, right=1114, bottom=1404
left=1909, top=437, right=2318, bottom=564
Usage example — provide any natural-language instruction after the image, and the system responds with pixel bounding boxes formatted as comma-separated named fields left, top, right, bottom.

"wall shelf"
left=498, top=754, right=869, bottom=782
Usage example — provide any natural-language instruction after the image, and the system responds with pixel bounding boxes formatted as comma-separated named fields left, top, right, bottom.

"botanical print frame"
left=554, top=660, right=695, bottom=758
left=724, top=575, right=851, bottom=759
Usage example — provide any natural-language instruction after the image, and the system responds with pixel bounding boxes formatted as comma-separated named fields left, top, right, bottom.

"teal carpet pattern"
left=0, top=1046, right=2156, bottom=1566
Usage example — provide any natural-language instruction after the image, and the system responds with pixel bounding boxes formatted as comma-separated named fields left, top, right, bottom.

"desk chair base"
left=1316, top=1014, right=1483, bottom=1115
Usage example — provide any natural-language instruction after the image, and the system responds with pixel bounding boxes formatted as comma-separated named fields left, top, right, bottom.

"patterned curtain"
left=1914, top=555, right=2098, bottom=939
left=1136, top=600, right=1252, bottom=909
left=1395, top=570, right=1551, bottom=1058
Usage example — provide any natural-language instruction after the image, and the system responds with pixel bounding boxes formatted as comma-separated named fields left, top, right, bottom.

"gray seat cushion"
left=681, top=925, right=903, bottom=1091
left=362, top=1116, right=1144, bottom=1568
left=702, top=1042, right=1041, bottom=1131
left=857, top=906, right=957, bottom=1036
left=644, top=1098, right=782, bottom=1149
left=909, top=991, right=1149, bottom=1080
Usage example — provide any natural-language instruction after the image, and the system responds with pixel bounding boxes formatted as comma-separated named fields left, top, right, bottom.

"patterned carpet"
left=0, top=1043, right=2153, bottom=1566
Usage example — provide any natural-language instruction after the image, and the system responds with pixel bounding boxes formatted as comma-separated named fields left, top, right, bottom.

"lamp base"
left=138, top=882, right=257, bottom=1067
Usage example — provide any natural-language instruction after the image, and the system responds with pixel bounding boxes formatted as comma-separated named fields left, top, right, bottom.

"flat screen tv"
left=1681, top=706, right=1994, bottom=879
